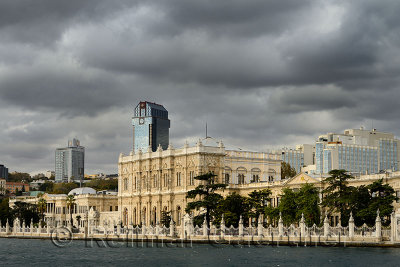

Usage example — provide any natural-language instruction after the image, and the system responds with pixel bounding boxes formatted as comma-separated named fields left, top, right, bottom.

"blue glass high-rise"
left=132, top=101, right=170, bottom=153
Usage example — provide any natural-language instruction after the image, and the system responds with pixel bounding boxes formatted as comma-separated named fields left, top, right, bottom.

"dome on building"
left=68, top=187, right=97, bottom=196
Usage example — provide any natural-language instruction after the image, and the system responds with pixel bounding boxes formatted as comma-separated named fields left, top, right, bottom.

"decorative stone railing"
left=0, top=210, right=397, bottom=244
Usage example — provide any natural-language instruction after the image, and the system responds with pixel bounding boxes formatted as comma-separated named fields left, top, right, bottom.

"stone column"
left=30, top=219, right=34, bottom=235
left=375, top=210, right=382, bottom=241
left=324, top=215, right=329, bottom=238
left=278, top=213, right=283, bottom=237
left=38, top=222, right=42, bottom=235
left=349, top=212, right=354, bottom=240
left=203, top=217, right=208, bottom=237
left=390, top=211, right=395, bottom=242
left=300, top=213, right=305, bottom=238
left=155, top=222, right=160, bottom=236
left=220, top=215, right=225, bottom=239
left=5, top=219, right=10, bottom=234
left=22, top=220, right=26, bottom=235
left=169, top=218, right=175, bottom=237
left=257, top=216, right=263, bottom=238
left=117, top=221, right=121, bottom=236
left=239, top=215, right=244, bottom=237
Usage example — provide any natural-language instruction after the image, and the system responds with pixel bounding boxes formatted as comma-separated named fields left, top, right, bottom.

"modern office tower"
left=282, top=144, right=314, bottom=173
left=314, top=127, right=399, bottom=175
left=55, top=138, right=85, bottom=183
left=132, top=101, right=170, bottom=153
left=0, top=164, right=8, bottom=180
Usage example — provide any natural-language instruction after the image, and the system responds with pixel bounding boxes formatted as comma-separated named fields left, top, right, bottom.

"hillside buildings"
left=55, top=139, right=85, bottom=183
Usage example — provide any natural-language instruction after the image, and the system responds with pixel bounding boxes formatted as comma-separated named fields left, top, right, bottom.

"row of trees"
left=0, top=198, right=40, bottom=226
left=38, top=179, right=118, bottom=194
left=185, top=170, right=398, bottom=228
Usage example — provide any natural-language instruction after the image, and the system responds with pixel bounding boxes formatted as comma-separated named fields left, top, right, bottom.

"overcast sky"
left=1, top=0, right=400, bottom=174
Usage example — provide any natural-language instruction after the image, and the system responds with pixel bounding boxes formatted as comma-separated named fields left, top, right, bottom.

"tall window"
left=176, top=172, right=181, bottom=186
left=153, top=175, right=158, bottom=188
left=225, top=173, right=230, bottom=184
left=123, top=178, right=128, bottom=191
left=189, top=171, right=195, bottom=186
left=134, top=177, right=137, bottom=189
left=164, top=174, right=168, bottom=187
left=238, top=174, right=245, bottom=184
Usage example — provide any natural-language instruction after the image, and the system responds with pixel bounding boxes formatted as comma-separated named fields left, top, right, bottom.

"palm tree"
left=66, top=195, right=75, bottom=226
left=37, top=196, right=47, bottom=227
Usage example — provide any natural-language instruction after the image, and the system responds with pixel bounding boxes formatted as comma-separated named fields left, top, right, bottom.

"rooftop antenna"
left=206, top=122, right=208, bottom=138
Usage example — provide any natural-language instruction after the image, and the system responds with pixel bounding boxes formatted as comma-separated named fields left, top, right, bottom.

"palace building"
left=118, top=101, right=282, bottom=226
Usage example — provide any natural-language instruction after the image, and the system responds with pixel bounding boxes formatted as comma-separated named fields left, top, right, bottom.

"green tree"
left=15, top=188, right=22, bottom=196
left=356, top=179, right=397, bottom=226
left=248, top=189, right=272, bottom=221
left=86, top=179, right=118, bottom=191
left=160, top=210, right=171, bottom=227
left=215, top=192, right=250, bottom=227
left=11, top=201, right=39, bottom=225
left=39, top=181, right=54, bottom=192
left=0, top=198, right=12, bottom=225
left=37, top=197, right=47, bottom=226
left=278, top=184, right=321, bottom=226
left=321, top=169, right=354, bottom=226
left=51, top=183, right=79, bottom=194
left=281, top=162, right=297, bottom=180
left=8, top=172, right=32, bottom=182
left=66, top=194, right=75, bottom=225
left=185, top=172, right=227, bottom=228
left=296, top=183, right=321, bottom=226
left=278, top=188, right=298, bottom=225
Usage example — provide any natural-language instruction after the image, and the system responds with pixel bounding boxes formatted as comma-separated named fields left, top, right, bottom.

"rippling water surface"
left=1, top=238, right=400, bottom=266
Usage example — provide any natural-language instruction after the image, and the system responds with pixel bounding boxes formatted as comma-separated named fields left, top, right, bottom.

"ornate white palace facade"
left=118, top=138, right=282, bottom=226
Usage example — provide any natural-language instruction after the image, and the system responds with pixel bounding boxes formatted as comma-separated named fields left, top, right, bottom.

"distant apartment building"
left=281, top=128, right=400, bottom=176
left=0, top=164, right=8, bottom=180
left=281, top=144, right=315, bottom=173
left=314, top=128, right=399, bottom=175
left=55, top=139, right=85, bottom=183
left=5, top=181, right=30, bottom=194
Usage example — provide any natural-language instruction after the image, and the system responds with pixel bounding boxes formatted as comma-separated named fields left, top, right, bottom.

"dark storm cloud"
left=0, top=0, right=136, bottom=45
left=147, top=0, right=314, bottom=37
left=0, top=0, right=400, bottom=174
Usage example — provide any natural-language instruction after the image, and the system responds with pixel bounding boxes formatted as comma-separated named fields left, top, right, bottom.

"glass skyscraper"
left=132, top=101, right=170, bottom=153
left=55, top=139, right=85, bottom=183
